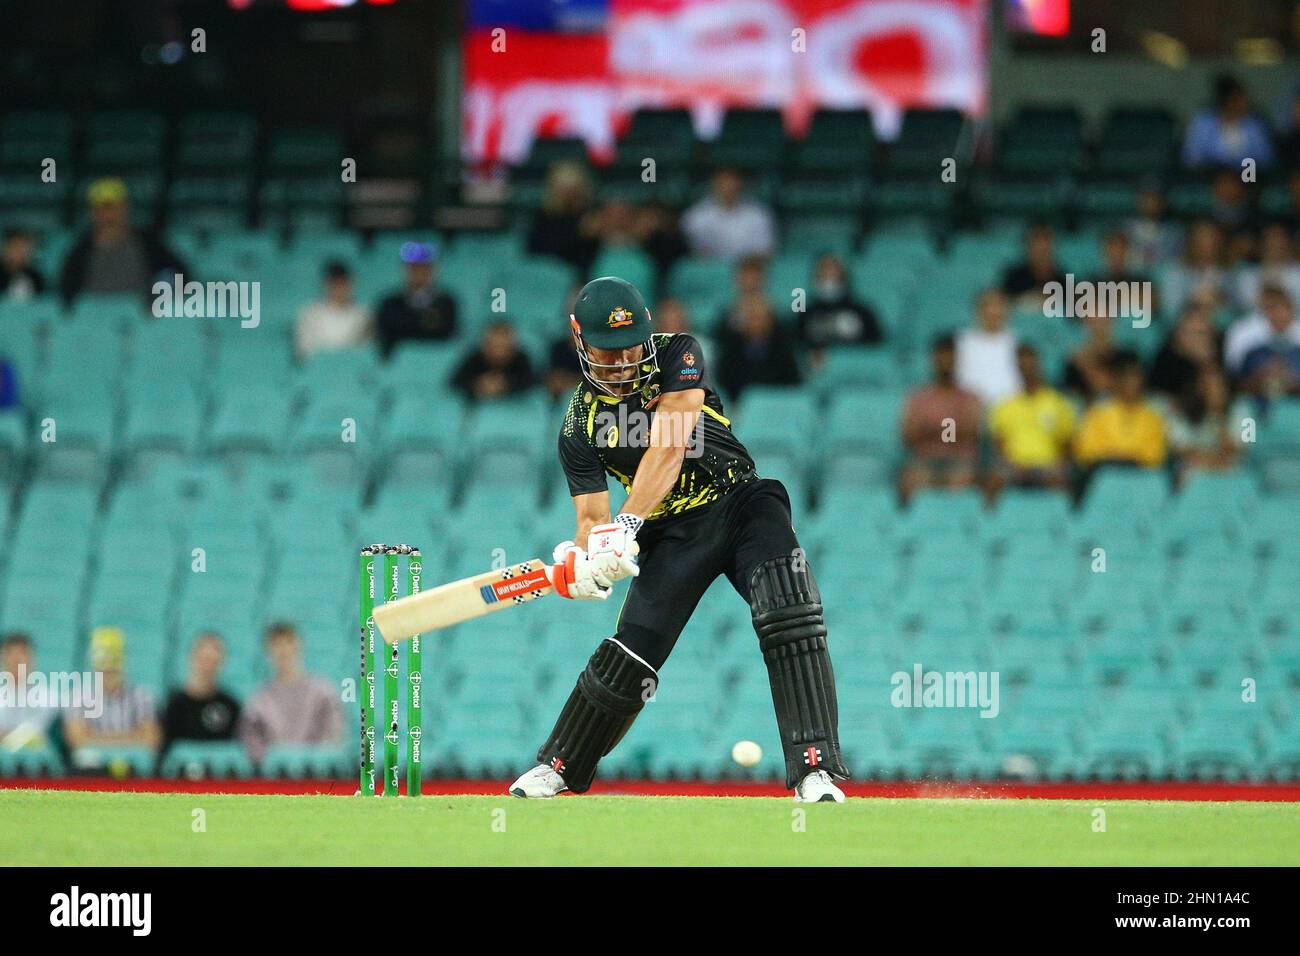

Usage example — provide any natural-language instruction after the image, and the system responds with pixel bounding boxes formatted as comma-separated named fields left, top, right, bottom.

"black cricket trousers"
left=612, top=477, right=803, bottom=671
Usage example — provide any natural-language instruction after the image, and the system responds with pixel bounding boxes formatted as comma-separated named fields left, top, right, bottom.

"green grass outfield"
left=2, top=791, right=1298, bottom=865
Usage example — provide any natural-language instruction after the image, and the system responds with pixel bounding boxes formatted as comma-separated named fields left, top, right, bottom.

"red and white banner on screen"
left=463, top=0, right=987, bottom=163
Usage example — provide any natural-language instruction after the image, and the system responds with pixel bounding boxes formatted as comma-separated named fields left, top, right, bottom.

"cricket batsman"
left=509, top=277, right=849, bottom=802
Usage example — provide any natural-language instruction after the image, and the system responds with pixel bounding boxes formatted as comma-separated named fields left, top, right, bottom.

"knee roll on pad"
left=536, top=639, right=656, bottom=793
left=750, top=556, right=850, bottom=788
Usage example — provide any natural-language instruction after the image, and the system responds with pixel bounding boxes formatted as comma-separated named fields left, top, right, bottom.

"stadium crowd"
left=2, top=71, right=1300, bottom=780
left=0, top=625, right=342, bottom=773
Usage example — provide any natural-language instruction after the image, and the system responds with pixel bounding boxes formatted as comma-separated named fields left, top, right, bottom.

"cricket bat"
left=373, top=558, right=555, bottom=643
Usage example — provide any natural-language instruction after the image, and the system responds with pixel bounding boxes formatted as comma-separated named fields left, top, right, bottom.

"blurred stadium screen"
left=1006, top=0, right=1071, bottom=37
left=463, top=0, right=988, bottom=161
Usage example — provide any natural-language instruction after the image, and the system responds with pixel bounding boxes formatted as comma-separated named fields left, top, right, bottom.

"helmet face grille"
left=572, top=327, right=658, bottom=398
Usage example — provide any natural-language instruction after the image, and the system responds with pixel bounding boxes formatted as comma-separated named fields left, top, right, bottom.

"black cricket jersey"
left=558, top=333, right=756, bottom=521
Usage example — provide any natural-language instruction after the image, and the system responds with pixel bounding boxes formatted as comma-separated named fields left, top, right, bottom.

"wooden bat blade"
left=373, top=558, right=553, bottom=643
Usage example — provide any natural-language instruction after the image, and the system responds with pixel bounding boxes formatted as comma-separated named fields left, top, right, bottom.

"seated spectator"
left=1092, top=229, right=1155, bottom=299
left=682, top=167, right=776, bottom=261
left=637, top=201, right=689, bottom=285
left=1234, top=222, right=1300, bottom=311
left=798, top=252, right=883, bottom=357
left=590, top=198, right=641, bottom=249
left=375, top=241, right=458, bottom=357
left=0, top=227, right=45, bottom=301
left=1073, top=351, right=1167, bottom=470
left=716, top=254, right=774, bottom=332
left=715, top=294, right=801, bottom=399
left=452, top=320, right=536, bottom=400
left=987, top=344, right=1076, bottom=497
left=655, top=297, right=691, bottom=335
left=526, top=161, right=600, bottom=274
left=1275, top=88, right=1300, bottom=169
left=240, top=623, right=343, bottom=764
left=1227, top=283, right=1300, bottom=403
left=295, top=260, right=372, bottom=360
left=545, top=335, right=582, bottom=402
left=1162, top=219, right=1229, bottom=315
left=1063, top=307, right=1120, bottom=404
left=1165, top=367, right=1249, bottom=482
left=63, top=627, right=161, bottom=760
left=1000, top=223, right=1068, bottom=305
left=1149, top=303, right=1224, bottom=398
left=1283, top=170, right=1300, bottom=236
left=1182, top=74, right=1275, bottom=169
left=160, top=633, right=241, bottom=757
left=1209, top=167, right=1257, bottom=243
left=1088, top=229, right=1158, bottom=324
left=956, top=289, right=1021, bottom=406
left=59, top=178, right=186, bottom=306
left=1126, top=182, right=1181, bottom=271
left=898, top=333, right=983, bottom=503
left=0, top=633, right=59, bottom=751
left=546, top=283, right=585, bottom=401
left=0, top=354, right=17, bottom=410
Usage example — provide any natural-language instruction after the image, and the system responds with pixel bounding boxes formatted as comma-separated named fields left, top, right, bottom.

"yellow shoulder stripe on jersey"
left=700, top=405, right=730, bottom=428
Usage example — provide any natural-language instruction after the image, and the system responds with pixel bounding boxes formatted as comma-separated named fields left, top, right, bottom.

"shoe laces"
left=806, top=770, right=832, bottom=787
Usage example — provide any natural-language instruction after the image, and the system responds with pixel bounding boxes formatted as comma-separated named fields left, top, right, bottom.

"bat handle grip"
left=550, top=557, right=573, bottom=599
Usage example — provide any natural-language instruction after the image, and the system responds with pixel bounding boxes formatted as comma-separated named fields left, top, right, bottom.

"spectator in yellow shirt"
left=988, top=344, right=1076, bottom=498
left=1074, top=351, right=1168, bottom=470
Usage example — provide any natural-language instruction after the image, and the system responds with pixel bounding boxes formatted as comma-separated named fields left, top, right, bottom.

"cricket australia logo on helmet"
left=607, top=307, right=634, bottom=328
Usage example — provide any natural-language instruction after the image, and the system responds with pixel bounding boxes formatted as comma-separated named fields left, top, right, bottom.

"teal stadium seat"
left=85, top=110, right=165, bottom=172
left=788, top=109, right=875, bottom=174
left=667, top=259, right=732, bottom=319
left=1097, top=108, right=1175, bottom=175
left=590, top=247, right=656, bottom=303
left=176, top=111, right=257, bottom=170
left=824, top=389, right=903, bottom=486
left=812, top=348, right=902, bottom=393
left=707, top=108, right=786, bottom=172
left=0, top=745, right=64, bottom=778
left=207, top=384, right=292, bottom=456
left=1, top=111, right=72, bottom=167
left=160, top=741, right=256, bottom=780
left=261, top=745, right=350, bottom=779
left=1264, top=726, right=1300, bottom=781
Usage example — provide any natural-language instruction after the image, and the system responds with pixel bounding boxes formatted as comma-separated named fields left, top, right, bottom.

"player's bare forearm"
left=622, top=388, right=703, bottom=519
left=573, top=491, right=612, bottom=542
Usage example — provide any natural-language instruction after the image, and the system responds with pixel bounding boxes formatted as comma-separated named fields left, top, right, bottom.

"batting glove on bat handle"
left=586, top=515, right=642, bottom=582
left=550, top=547, right=612, bottom=601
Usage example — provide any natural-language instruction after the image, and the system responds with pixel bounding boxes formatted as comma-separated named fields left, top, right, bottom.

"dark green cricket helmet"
left=569, top=276, right=658, bottom=396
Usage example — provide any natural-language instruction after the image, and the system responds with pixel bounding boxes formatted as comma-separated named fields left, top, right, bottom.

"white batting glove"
left=549, top=541, right=612, bottom=601
left=586, top=514, right=642, bottom=584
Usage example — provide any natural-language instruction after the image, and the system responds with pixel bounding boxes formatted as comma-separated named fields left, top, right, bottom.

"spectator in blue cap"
left=375, top=240, right=459, bottom=357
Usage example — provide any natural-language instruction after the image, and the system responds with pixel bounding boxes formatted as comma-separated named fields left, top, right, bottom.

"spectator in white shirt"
left=295, top=261, right=372, bottom=360
left=0, top=633, right=58, bottom=751
left=1225, top=283, right=1300, bottom=381
left=682, top=168, right=776, bottom=262
left=1162, top=219, right=1229, bottom=315
left=1234, top=223, right=1300, bottom=312
left=956, top=289, right=1022, bottom=406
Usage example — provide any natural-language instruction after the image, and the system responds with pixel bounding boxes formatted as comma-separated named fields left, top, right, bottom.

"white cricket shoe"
left=794, top=770, right=845, bottom=803
left=509, top=764, right=569, bottom=799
